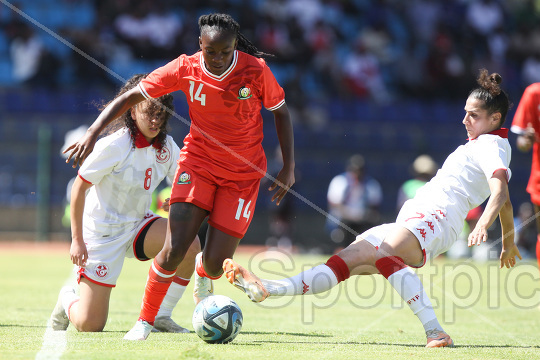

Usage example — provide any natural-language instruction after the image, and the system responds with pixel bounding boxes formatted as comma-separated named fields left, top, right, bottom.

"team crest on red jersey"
left=177, top=171, right=191, bottom=185
left=156, top=146, right=170, bottom=164
left=237, top=86, right=252, bottom=99
left=95, top=263, right=109, bottom=278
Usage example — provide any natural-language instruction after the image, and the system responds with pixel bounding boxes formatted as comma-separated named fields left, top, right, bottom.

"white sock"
left=61, top=287, right=79, bottom=316
left=262, top=264, right=338, bottom=296
left=386, top=267, right=443, bottom=333
left=156, top=277, right=188, bottom=318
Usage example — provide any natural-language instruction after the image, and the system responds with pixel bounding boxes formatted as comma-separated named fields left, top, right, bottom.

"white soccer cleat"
left=223, top=258, right=269, bottom=302
left=50, top=286, right=75, bottom=331
left=152, top=316, right=190, bottom=333
left=123, top=320, right=154, bottom=341
left=193, top=253, right=214, bottom=305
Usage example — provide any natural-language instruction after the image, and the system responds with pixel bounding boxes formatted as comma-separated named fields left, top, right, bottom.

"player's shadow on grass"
left=0, top=324, right=48, bottom=329
left=249, top=338, right=540, bottom=349
left=241, top=331, right=332, bottom=337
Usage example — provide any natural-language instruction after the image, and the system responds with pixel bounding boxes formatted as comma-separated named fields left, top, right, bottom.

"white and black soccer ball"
left=192, top=295, right=243, bottom=344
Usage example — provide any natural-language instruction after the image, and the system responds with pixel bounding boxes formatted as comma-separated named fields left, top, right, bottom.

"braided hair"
left=198, top=13, right=273, bottom=58
left=100, top=74, right=174, bottom=149
left=469, top=68, right=512, bottom=127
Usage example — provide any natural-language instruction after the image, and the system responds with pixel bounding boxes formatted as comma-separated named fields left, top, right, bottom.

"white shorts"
left=359, top=199, right=459, bottom=267
left=78, top=212, right=161, bottom=287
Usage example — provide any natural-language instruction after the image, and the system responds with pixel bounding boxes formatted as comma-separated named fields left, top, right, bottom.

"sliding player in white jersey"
left=224, top=69, right=522, bottom=348
left=50, top=74, right=201, bottom=333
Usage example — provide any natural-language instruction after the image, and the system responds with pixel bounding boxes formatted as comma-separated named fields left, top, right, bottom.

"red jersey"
left=511, top=82, right=540, bottom=202
left=138, top=50, right=285, bottom=181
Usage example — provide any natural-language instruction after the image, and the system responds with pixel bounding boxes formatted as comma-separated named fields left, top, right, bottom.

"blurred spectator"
left=521, top=51, right=540, bottom=86
left=256, top=14, right=293, bottom=62
left=113, top=0, right=182, bottom=60
left=465, top=0, right=505, bottom=57
left=342, top=39, right=391, bottom=103
left=405, top=0, right=442, bottom=45
left=8, top=21, right=60, bottom=87
left=396, top=154, right=438, bottom=211
left=326, top=154, right=382, bottom=249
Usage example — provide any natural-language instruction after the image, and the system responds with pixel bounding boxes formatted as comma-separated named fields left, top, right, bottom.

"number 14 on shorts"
left=235, top=198, right=251, bottom=221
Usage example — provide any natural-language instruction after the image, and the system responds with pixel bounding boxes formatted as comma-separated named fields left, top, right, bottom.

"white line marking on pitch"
left=35, top=270, right=77, bottom=360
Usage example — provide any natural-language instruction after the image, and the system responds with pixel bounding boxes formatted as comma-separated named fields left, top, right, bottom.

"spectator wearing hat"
left=396, top=154, right=438, bottom=211
left=326, top=154, right=383, bottom=250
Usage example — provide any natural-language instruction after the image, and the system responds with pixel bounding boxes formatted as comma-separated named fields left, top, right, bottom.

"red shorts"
left=170, top=163, right=261, bottom=238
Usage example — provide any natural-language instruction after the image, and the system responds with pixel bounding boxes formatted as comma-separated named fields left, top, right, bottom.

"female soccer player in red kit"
left=511, top=82, right=540, bottom=272
left=64, top=13, right=295, bottom=340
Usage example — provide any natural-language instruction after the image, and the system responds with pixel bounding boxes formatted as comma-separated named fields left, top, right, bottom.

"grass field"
left=0, top=243, right=539, bottom=360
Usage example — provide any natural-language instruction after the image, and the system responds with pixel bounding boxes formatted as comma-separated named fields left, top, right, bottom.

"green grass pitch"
left=0, top=245, right=539, bottom=359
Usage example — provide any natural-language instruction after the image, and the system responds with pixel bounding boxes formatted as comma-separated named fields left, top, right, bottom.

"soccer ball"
left=192, top=295, right=243, bottom=344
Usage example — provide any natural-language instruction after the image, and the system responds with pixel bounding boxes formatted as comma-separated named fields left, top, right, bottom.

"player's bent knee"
left=74, top=317, right=107, bottom=332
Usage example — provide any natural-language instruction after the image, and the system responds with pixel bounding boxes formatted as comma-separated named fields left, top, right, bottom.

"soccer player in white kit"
left=50, top=74, right=201, bottom=333
left=224, top=69, right=522, bottom=348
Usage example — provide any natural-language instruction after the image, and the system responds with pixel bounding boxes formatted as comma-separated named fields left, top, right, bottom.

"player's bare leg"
left=143, top=218, right=200, bottom=333
left=125, top=203, right=207, bottom=341
left=195, top=226, right=242, bottom=302
left=67, top=278, right=111, bottom=332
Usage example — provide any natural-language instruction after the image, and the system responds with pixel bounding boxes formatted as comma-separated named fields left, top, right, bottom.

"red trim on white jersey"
left=492, top=167, right=510, bottom=183
left=78, top=172, right=92, bottom=184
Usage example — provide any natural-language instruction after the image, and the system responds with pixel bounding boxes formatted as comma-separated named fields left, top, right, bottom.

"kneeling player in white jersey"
left=224, top=69, right=522, bottom=348
left=50, top=74, right=201, bottom=333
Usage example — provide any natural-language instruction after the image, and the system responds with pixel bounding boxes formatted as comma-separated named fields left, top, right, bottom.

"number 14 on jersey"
left=189, top=81, right=206, bottom=106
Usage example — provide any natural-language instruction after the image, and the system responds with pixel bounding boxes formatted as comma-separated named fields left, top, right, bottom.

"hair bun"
left=490, top=73, right=502, bottom=85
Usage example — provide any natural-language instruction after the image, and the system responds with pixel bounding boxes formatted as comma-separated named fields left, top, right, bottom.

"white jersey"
left=78, top=128, right=180, bottom=236
left=407, top=129, right=512, bottom=239
left=362, top=130, right=512, bottom=263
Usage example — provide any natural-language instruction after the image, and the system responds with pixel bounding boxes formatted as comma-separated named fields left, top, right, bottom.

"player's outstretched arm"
left=63, top=88, right=146, bottom=167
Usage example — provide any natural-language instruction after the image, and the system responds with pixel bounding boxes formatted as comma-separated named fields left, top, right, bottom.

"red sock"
left=375, top=256, right=406, bottom=279
left=536, top=235, right=540, bottom=271
left=325, top=255, right=351, bottom=283
left=195, top=254, right=222, bottom=280
left=139, top=259, right=176, bottom=325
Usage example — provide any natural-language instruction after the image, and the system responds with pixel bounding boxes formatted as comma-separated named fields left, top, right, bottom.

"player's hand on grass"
left=70, top=240, right=88, bottom=267
left=499, top=244, right=522, bottom=269
left=269, top=166, right=295, bottom=206
left=63, top=131, right=98, bottom=168
left=467, top=225, right=488, bottom=247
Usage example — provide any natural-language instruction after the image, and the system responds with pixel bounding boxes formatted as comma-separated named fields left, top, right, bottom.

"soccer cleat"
left=425, top=330, right=454, bottom=348
left=50, top=286, right=75, bottom=331
left=223, top=258, right=269, bottom=303
left=152, top=316, right=190, bottom=333
left=123, top=320, right=154, bottom=341
left=193, top=253, right=214, bottom=305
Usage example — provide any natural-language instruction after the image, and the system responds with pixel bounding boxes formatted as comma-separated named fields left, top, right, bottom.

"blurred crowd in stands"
left=2, top=0, right=540, bottom=106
